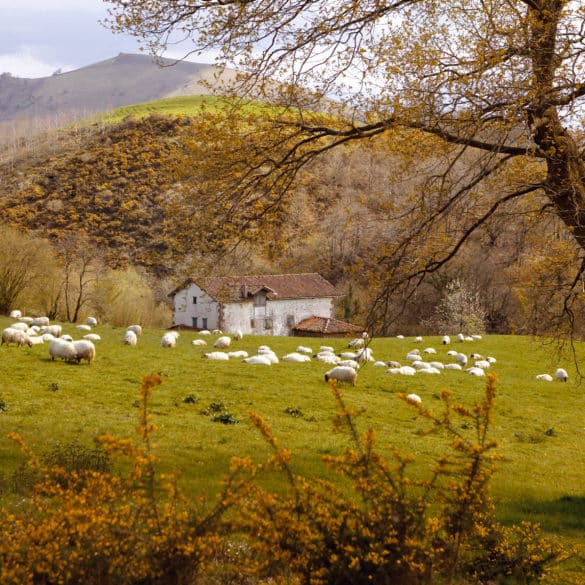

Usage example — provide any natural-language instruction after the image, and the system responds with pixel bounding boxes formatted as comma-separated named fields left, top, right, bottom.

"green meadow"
left=1, top=317, right=585, bottom=550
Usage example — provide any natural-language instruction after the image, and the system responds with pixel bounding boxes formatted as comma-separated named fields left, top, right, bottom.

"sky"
left=0, top=0, right=202, bottom=79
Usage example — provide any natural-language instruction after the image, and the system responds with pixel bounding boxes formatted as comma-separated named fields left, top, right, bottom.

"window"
left=264, top=317, right=273, bottom=329
left=286, top=315, right=295, bottom=326
left=192, top=296, right=197, bottom=304
left=202, top=318, right=208, bottom=329
left=192, top=317, right=198, bottom=328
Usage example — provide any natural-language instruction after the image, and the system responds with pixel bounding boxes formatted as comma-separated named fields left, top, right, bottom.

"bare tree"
left=106, top=1, right=585, bottom=334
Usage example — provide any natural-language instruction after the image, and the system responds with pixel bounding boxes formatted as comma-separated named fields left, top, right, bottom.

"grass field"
left=1, top=317, right=584, bottom=552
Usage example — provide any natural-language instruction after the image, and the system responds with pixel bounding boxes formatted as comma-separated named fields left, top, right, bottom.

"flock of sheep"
left=0, top=314, right=569, bottom=392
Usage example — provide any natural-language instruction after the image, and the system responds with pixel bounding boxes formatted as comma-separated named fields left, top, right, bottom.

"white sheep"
left=282, top=352, right=311, bottom=363
left=296, top=345, right=312, bottom=354
left=123, top=330, right=138, bottom=346
left=203, top=351, right=230, bottom=360
left=233, top=329, right=243, bottom=341
left=10, top=322, right=29, bottom=331
left=414, top=336, right=423, bottom=342
left=338, top=359, right=360, bottom=369
left=442, top=335, right=451, bottom=345
left=191, top=339, right=207, bottom=346
left=214, top=335, right=232, bottom=349
left=228, top=350, right=248, bottom=358
left=355, top=348, right=374, bottom=363
left=455, top=353, right=468, bottom=366
left=86, top=316, right=98, bottom=326
left=76, top=324, right=92, bottom=331
left=61, top=334, right=74, bottom=342
left=324, top=366, right=357, bottom=386
left=41, top=325, right=62, bottom=338
left=73, top=339, right=96, bottom=364
left=348, top=338, right=365, bottom=349
left=28, top=336, right=45, bottom=346
left=31, top=316, right=50, bottom=327
left=423, top=347, right=437, bottom=354
left=243, top=355, right=272, bottom=365
left=406, top=393, right=422, bottom=404
left=48, top=338, right=77, bottom=361
left=199, top=329, right=211, bottom=335
left=9, top=309, right=22, bottom=319
left=1, top=327, right=32, bottom=348
left=555, top=368, right=569, bottom=382
left=83, top=333, right=101, bottom=341
left=319, top=345, right=335, bottom=353
left=127, top=324, right=142, bottom=337
left=457, top=333, right=465, bottom=342
left=314, top=353, right=340, bottom=365
left=536, top=374, right=553, bottom=382
left=467, top=367, right=485, bottom=376
left=161, top=331, right=179, bottom=348
left=444, top=363, right=463, bottom=370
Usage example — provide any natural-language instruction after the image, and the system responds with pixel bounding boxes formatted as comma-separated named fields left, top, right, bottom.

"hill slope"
left=0, top=53, right=237, bottom=140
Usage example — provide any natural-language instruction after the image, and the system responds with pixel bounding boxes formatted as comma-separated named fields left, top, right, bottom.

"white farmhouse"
left=169, top=273, right=343, bottom=336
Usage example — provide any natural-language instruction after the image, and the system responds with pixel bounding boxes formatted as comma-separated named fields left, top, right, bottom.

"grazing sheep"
left=282, top=352, right=311, bottom=363
left=212, top=329, right=223, bottom=335
left=192, top=339, right=207, bottom=346
left=455, top=353, right=468, bottom=366
left=233, top=329, right=243, bottom=341
left=2, top=327, right=32, bottom=348
left=314, top=353, right=340, bottom=365
left=48, top=338, right=77, bottom=361
left=386, top=360, right=402, bottom=368
left=355, top=348, right=374, bottom=363
left=127, top=324, right=142, bottom=337
left=324, top=366, right=357, bottom=386
left=442, top=335, right=451, bottom=345
left=73, top=340, right=96, bottom=364
left=87, top=316, right=98, bottom=326
left=338, top=359, right=360, bottom=369
left=457, top=333, right=465, bottom=342
left=203, top=351, right=230, bottom=360
left=467, top=367, right=485, bottom=376
left=76, top=324, right=92, bottom=331
left=214, top=335, right=232, bottom=349
left=373, top=361, right=387, bottom=367
left=414, top=336, right=423, bottom=342
left=123, top=330, right=138, bottom=346
left=10, top=321, right=29, bottom=331
left=60, top=334, right=74, bottom=342
left=406, top=393, right=422, bottom=404
left=243, top=355, right=272, bottom=365
left=296, top=345, right=312, bottom=354
left=444, top=363, right=463, bottom=371
left=161, top=331, right=179, bottom=348
left=31, top=316, right=50, bottom=327
left=348, top=338, right=365, bottom=349
left=199, top=329, right=211, bottom=335
left=228, top=350, right=248, bottom=358
left=386, top=365, right=417, bottom=375
left=41, top=325, right=62, bottom=338
left=9, top=309, right=22, bottom=319
left=28, top=336, right=45, bottom=346
left=84, top=333, right=101, bottom=341
left=536, top=374, right=553, bottom=382
left=319, top=345, right=335, bottom=353
left=423, top=347, right=437, bottom=354
left=555, top=368, right=569, bottom=382
left=474, top=359, right=491, bottom=370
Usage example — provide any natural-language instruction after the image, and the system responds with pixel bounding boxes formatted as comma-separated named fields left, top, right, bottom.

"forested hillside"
left=0, top=96, right=578, bottom=334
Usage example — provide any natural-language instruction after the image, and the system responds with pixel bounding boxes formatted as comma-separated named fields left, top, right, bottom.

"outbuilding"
left=169, top=273, right=346, bottom=336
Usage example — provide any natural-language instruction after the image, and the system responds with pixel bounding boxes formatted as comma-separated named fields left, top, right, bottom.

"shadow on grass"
left=501, top=495, right=585, bottom=534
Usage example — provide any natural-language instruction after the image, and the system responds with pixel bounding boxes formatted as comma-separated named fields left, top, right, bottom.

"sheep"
left=386, top=365, right=416, bottom=375
left=324, top=366, right=357, bottom=386
left=243, top=355, right=272, bottom=365
left=199, top=329, right=211, bottom=335
left=123, top=330, right=138, bottom=346
left=338, top=359, right=360, bottom=369
left=83, top=333, right=101, bottom=341
left=282, top=352, right=311, bottom=363
left=536, top=374, right=553, bottom=382
left=127, top=324, right=142, bottom=337
left=455, top=353, right=468, bottom=366
left=87, top=316, right=98, bottom=326
left=212, top=329, right=223, bottom=334
left=348, top=338, right=365, bottom=349
left=9, top=309, right=21, bottom=319
left=555, top=368, right=569, bottom=382
left=228, top=350, right=248, bottom=358
left=76, top=324, right=92, bottom=331
left=442, top=335, right=451, bottom=345
left=233, top=329, right=243, bottom=341
left=339, top=351, right=357, bottom=359
left=355, top=347, right=374, bottom=363
left=192, top=339, right=207, bottom=346
left=319, top=345, right=335, bottom=353
left=41, top=325, right=62, bottom=338
left=414, top=336, right=423, bottom=342
left=386, top=360, right=402, bottom=368
left=61, top=334, right=74, bottom=342
left=28, top=336, right=45, bottom=346
left=2, top=327, right=32, bottom=348
left=457, top=333, right=465, bottom=342
left=373, top=361, right=387, bottom=367
left=423, top=347, right=437, bottom=354
left=467, top=367, right=485, bottom=376
left=444, top=363, right=463, bottom=371
left=474, top=359, right=491, bottom=370
left=203, top=351, right=230, bottom=360
left=73, top=340, right=96, bottom=364
left=406, top=393, right=422, bottom=404
left=296, top=345, right=313, bottom=354
left=161, top=331, right=180, bottom=348
left=214, top=335, right=232, bottom=349
left=48, top=338, right=77, bottom=361
left=262, top=351, right=279, bottom=364
left=31, top=316, right=50, bottom=327
left=10, top=322, right=29, bottom=331
left=314, top=353, right=340, bottom=365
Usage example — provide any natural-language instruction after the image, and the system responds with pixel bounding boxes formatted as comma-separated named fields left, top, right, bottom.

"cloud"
left=0, top=46, right=73, bottom=79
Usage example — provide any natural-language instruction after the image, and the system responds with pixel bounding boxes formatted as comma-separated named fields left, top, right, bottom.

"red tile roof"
left=292, top=316, right=364, bottom=335
left=170, top=273, right=341, bottom=302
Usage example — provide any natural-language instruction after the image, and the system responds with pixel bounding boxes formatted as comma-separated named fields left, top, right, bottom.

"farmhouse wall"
left=172, top=283, right=220, bottom=330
